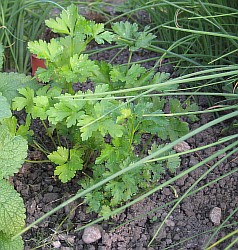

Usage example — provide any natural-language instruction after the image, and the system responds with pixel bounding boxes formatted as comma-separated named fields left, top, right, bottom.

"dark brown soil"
left=16, top=102, right=238, bottom=250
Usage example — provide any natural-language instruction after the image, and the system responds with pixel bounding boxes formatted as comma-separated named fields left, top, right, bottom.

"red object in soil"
left=30, top=54, right=46, bottom=77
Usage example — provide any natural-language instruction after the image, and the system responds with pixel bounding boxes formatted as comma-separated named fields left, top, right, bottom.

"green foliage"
left=0, top=94, right=11, bottom=120
left=48, top=147, right=84, bottom=183
left=11, top=4, right=198, bottom=216
left=0, top=231, right=24, bottom=250
left=0, top=179, right=26, bottom=236
left=0, top=92, right=27, bottom=248
left=0, top=0, right=65, bottom=73
left=28, top=4, right=114, bottom=91
left=0, top=125, right=27, bottom=179
left=111, top=21, right=156, bottom=51
left=0, top=73, right=38, bottom=104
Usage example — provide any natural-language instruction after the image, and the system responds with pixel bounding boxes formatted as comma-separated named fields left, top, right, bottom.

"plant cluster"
left=0, top=2, right=237, bottom=249
left=9, top=4, right=198, bottom=216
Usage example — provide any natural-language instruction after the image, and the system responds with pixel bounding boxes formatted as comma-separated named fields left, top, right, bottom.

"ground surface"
left=12, top=3, right=238, bottom=249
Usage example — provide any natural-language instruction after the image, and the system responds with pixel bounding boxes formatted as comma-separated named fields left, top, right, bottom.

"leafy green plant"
left=0, top=94, right=27, bottom=250
left=8, top=3, right=238, bottom=249
left=0, top=43, right=40, bottom=249
left=10, top=4, right=199, bottom=215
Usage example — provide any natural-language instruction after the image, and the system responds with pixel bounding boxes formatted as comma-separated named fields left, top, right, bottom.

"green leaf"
left=167, top=117, right=189, bottom=141
left=12, top=87, right=35, bottom=113
left=28, top=39, right=63, bottom=61
left=99, top=205, right=112, bottom=218
left=0, top=125, right=28, bottom=179
left=151, top=72, right=175, bottom=90
left=70, top=54, right=99, bottom=82
left=134, top=28, right=156, bottom=50
left=95, top=144, right=114, bottom=164
left=0, top=179, right=26, bottom=236
left=0, top=73, right=38, bottom=104
left=59, top=36, right=86, bottom=57
left=112, top=21, right=156, bottom=51
left=0, top=94, right=11, bottom=120
left=48, top=146, right=68, bottom=165
left=116, top=108, right=132, bottom=124
left=0, top=231, right=24, bottom=250
left=35, top=67, right=52, bottom=83
left=32, top=96, right=50, bottom=120
left=167, top=150, right=181, bottom=173
left=169, top=98, right=199, bottom=122
left=47, top=97, right=85, bottom=128
left=84, top=191, right=104, bottom=213
left=112, top=21, right=139, bottom=41
left=46, top=5, right=80, bottom=36
left=77, top=115, right=97, bottom=141
left=99, top=119, right=124, bottom=138
left=95, top=31, right=115, bottom=44
left=91, top=61, right=111, bottom=85
left=53, top=148, right=84, bottom=183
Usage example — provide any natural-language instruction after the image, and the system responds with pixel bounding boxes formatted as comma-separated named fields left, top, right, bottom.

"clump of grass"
left=0, top=0, right=66, bottom=73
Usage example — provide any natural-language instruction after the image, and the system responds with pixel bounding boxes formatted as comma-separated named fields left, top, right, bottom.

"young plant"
left=13, top=4, right=198, bottom=215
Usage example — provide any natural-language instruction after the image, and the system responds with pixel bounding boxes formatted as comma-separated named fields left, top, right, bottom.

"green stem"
left=41, top=120, right=57, bottom=149
left=25, top=160, right=51, bottom=163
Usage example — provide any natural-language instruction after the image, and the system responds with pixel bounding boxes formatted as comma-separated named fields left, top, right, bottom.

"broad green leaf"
left=47, top=98, right=85, bottom=128
left=112, top=21, right=156, bottom=51
left=112, top=21, right=139, bottom=41
left=70, top=54, right=99, bottom=82
left=167, top=117, right=189, bottom=141
left=54, top=148, right=84, bottom=183
left=28, top=39, right=63, bottom=61
left=0, top=117, right=17, bottom=136
left=32, top=96, right=50, bottom=120
left=35, top=67, right=53, bottom=83
left=59, top=36, right=86, bottom=57
left=77, top=115, right=98, bottom=141
left=12, top=87, right=35, bottom=113
left=0, top=73, right=38, bottom=104
left=48, top=146, right=68, bottom=165
left=133, top=28, right=156, bottom=51
left=28, top=40, right=50, bottom=59
left=91, top=61, right=111, bottom=85
left=99, top=119, right=124, bottom=138
left=0, top=125, right=28, bottom=179
left=0, top=179, right=26, bottom=236
left=0, top=231, right=24, bottom=250
left=46, top=5, right=80, bottom=36
left=95, top=31, right=115, bottom=44
left=0, top=94, right=11, bottom=120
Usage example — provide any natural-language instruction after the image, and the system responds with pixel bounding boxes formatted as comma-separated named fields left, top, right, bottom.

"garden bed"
left=0, top=2, right=237, bottom=250
left=15, top=45, right=238, bottom=249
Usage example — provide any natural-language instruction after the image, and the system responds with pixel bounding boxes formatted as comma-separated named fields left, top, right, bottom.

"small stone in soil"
left=82, top=224, right=102, bottom=244
left=52, top=240, right=61, bottom=248
left=165, top=219, right=175, bottom=227
left=210, top=207, right=222, bottom=225
left=173, top=141, right=191, bottom=153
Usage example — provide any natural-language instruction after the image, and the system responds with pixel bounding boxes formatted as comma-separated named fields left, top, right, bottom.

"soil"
left=12, top=3, right=238, bottom=250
